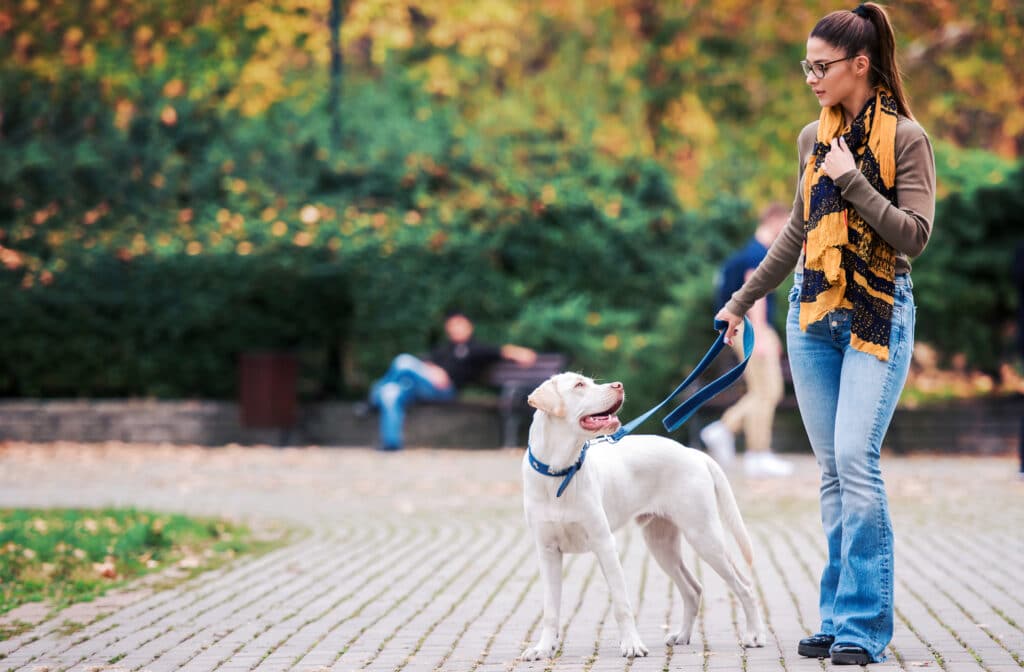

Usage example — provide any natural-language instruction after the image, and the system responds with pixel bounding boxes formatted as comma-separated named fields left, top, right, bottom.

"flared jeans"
left=786, top=273, right=915, bottom=662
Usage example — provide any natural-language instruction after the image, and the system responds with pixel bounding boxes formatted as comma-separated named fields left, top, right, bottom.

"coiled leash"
left=528, top=317, right=755, bottom=497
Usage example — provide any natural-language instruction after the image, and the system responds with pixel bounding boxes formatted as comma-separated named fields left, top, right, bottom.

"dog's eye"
left=574, top=381, right=586, bottom=389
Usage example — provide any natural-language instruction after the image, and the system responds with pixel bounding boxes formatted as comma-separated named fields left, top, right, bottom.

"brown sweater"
left=725, top=116, right=936, bottom=317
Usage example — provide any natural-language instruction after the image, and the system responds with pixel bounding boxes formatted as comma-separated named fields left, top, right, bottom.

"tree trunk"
left=328, top=0, right=344, bottom=148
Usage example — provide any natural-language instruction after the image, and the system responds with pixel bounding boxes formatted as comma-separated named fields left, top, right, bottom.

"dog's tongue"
left=581, top=413, right=619, bottom=431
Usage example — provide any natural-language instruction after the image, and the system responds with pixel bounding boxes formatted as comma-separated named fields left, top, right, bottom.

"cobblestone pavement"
left=0, top=442, right=1021, bottom=672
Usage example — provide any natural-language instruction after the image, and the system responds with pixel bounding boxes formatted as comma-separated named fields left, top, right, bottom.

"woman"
left=716, top=3, right=935, bottom=666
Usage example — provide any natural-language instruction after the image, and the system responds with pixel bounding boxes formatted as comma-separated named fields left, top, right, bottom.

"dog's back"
left=587, top=435, right=752, bottom=563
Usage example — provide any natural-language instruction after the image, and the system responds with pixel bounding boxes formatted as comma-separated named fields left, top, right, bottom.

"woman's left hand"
left=714, top=307, right=744, bottom=346
left=822, top=136, right=857, bottom=179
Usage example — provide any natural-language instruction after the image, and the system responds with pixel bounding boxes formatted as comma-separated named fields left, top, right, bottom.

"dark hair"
left=811, top=2, right=913, bottom=119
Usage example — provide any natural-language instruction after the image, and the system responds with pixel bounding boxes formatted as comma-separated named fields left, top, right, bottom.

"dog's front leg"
left=521, top=545, right=562, bottom=660
left=593, top=534, right=648, bottom=657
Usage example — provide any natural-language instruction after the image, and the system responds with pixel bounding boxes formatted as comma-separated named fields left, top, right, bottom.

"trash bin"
left=239, top=351, right=297, bottom=428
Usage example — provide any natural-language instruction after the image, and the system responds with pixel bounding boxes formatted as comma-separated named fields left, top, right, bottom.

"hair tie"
left=851, top=4, right=869, bottom=18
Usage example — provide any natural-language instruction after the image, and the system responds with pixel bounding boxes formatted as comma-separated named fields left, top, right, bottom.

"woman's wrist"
left=833, top=168, right=861, bottom=189
left=725, top=297, right=751, bottom=317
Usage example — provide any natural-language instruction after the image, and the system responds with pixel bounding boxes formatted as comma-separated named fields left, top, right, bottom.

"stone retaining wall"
left=0, top=397, right=1019, bottom=452
left=0, top=399, right=502, bottom=448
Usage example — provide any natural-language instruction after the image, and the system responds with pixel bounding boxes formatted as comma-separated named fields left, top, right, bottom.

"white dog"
left=520, top=372, right=766, bottom=660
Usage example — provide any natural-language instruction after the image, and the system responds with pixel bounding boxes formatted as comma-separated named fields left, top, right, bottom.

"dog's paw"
left=520, top=641, right=557, bottom=661
left=741, top=629, right=766, bottom=648
left=665, top=630, right=691, bottom=646
left=620, top=637, right=649, bottom=658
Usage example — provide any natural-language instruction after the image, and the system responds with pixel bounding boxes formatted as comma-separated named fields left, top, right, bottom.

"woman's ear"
left=527, top=378, right=566, bottom=418
left=854, top=53, right=871, bottom=78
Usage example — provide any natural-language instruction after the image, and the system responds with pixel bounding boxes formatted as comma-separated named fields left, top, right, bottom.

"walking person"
left=701, top=203, right=794, bottom=477
left=715, top=3, right=935, bottom=665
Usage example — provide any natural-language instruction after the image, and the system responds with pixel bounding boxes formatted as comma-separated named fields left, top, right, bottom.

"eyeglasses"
left=800, top=56, right=855, bottom=79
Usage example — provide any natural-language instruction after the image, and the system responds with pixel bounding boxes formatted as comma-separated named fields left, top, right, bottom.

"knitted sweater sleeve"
left=724, top=122, right=816, bottom=316
left=832, top=120, right=936, bottom=257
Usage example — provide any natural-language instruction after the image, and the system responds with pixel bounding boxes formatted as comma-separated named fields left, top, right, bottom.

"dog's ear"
left=527, top=378, right=566, bottom=417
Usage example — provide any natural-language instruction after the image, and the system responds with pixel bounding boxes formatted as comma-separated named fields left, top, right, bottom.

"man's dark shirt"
left=717, top=237, right=775, bottom=323
left=430, top=338, right=503, bottom=389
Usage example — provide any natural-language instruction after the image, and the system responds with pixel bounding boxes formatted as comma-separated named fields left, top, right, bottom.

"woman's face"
left=804, top=36, right=862, bottom=110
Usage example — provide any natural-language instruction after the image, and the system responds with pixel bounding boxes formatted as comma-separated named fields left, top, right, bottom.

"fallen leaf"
left=93, top=556, right=117, bottom=579
left=178, top=555, right=201, bottom=569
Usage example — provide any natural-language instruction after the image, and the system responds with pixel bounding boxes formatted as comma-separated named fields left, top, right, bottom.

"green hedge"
left=0, top=253, right=350, bottom=398
left=913, top=164, right=1024, bottom=372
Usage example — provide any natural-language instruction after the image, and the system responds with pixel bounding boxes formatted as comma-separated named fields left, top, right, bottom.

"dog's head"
left=527, top=373, right=624, bottom=435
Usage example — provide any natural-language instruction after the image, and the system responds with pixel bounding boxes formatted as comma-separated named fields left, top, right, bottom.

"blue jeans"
left=786, top=273, right=915, bottom=662
left=369, top=354, right=455, bottom=450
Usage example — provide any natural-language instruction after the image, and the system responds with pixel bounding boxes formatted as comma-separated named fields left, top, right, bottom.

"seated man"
left=367, top=310, right=536, bottom=451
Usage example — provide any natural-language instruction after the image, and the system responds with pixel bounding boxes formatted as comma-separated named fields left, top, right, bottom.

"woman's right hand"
left=714, top=307, right=744, bottom=346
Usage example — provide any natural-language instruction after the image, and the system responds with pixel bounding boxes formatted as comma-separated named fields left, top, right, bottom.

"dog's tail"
left=707, top=459, right=754, bottom=565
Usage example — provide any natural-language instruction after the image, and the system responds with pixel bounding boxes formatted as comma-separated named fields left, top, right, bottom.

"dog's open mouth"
left=580, top=398, right=623, bottom=432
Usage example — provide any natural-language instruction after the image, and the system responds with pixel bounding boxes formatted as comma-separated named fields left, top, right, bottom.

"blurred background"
left=0, top=1, right=1020, bottom=442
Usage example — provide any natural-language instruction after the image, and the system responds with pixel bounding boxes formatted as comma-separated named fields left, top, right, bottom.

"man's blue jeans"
left=786, top=273, right=915, bottom=662
left=369, top=354, right=455, bottom=450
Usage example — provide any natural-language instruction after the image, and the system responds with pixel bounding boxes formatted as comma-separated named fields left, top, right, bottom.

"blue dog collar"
left=527, top=441, right=590, bottom=497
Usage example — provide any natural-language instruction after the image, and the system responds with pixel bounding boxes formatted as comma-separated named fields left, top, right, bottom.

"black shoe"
left=797, top=634, right=835, bottom=658
left=831, top=643, right=871, bottom=665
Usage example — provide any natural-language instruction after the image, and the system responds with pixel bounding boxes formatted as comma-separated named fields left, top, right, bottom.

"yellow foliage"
left=540, top=185, right=557, bottom=205
left=228, top=1, right=332, bottom=116
left=418, top=54, right=460, bottom=98
left=114, top=100, right=135, bottom=131
left=593, top=114, right=651, bottom=158
left=344, top=0, right=524, bottom=67
left=663, top=93, right=718, bottom=143
left=606, top=40, right=641, bottom=78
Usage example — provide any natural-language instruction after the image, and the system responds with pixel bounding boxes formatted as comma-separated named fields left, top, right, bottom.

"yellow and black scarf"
left=800, top=87, right=899, bottom=361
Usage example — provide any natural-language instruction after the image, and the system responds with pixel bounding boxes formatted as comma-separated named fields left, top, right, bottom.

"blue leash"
left=528, top=317, right=755, bottom=496
left=611, top=316, right=755, bottom=439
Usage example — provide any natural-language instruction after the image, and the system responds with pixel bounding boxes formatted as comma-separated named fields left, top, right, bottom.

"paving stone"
left=0, top=443, right=1020, bottom=672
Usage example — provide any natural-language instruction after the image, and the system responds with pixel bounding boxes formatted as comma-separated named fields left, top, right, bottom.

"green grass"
left=0, top=507, right=281, bottom=634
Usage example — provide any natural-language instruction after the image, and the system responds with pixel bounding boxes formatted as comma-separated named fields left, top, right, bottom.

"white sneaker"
left=700, top=421, right=736, bottom=467
left=744, top=452, right=794, bottom=478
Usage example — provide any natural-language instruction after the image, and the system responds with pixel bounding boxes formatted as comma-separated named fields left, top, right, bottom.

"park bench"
left=484, top=352, right=570, bottom=447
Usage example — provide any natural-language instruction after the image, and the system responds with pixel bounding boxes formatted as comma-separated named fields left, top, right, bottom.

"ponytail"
left=811, top=2, right=914, bottom=120
left=858, top=3, right=913, bottom=119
